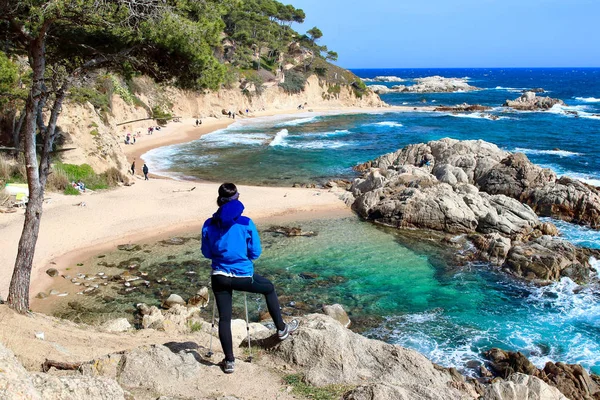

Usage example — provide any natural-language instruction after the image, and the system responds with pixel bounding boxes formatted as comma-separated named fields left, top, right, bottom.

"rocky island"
left=368, top=76, right=481, bottom=94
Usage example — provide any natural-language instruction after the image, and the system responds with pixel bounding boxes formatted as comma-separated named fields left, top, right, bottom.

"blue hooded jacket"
left=201, top=200, right=261, bottom=277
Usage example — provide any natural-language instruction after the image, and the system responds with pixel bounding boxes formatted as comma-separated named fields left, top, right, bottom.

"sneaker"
left=221, top=359, right=235, bottom=374
left=277, top=319, right=299, bottom=340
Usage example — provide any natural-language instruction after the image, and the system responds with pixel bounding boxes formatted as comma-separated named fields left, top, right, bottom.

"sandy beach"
left=1, top=104, right=434, bottom=303
left=0, top=107, right=369, bottom=303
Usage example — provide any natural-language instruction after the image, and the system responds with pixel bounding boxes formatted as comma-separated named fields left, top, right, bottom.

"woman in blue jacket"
left=202, top=183, right=298, bottom=374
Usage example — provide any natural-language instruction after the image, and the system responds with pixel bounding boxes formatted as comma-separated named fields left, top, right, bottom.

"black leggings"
left=211, top=273, right=285, bottom=362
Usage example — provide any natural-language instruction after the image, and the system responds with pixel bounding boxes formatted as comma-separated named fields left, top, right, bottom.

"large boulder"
left=482, top=373, right=568, bottom=400
left=504, top=236, right=594, bottom=281
left=484, top=348, right=600, bottom=400
left=263, top=314, right=476, bottom=399
left=524, top=177, right=600, bottom=229
left=476, top=153, right=557, bottom=199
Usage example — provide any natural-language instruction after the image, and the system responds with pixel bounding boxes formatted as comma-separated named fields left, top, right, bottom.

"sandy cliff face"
left=58, top=75, right=384, bottom=173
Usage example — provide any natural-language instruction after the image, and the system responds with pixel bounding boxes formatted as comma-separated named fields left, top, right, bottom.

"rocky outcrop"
left=434, top=103, right=491, bottom=112
left=484, top=348, right=600, bottom=400
left=259, top=314, right=478, bottom=399
left=0, top=343, right=124, bottom=400
left=524, top=177, right=600, bottom=229
left=476, top=153, right=557, bottom=199
left=503, top=92, right=566, bottom=110
left=350, top=138, right=600, bottom=282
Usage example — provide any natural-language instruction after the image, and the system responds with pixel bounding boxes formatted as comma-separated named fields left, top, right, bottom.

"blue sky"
left=289, top=0, right=600, bottom=68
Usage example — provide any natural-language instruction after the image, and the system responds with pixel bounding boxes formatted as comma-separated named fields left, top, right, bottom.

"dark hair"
left=217, top=183, right=238, bottom=207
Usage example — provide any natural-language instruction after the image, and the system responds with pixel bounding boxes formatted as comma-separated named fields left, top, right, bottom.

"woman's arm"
left=247, top=220, right=262, bottom=260
left=201, top=223, right=213, bottom=259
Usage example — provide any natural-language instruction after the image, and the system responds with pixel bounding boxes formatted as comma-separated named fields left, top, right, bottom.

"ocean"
left=135, top=69, right=600, bottom=374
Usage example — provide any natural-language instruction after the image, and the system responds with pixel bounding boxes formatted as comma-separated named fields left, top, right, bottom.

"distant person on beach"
left=201, top=183, right=299, bottom=374
left=131, top=160, right=135, bottom=175
left=198, top=119, right=202, bottom=125
left=195, top=119, right=199, bottom=126
left=142, top=164, right=149, bottom=180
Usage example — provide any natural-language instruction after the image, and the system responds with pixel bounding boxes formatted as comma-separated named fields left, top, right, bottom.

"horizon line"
left=345, top=66, right=600, bottom=70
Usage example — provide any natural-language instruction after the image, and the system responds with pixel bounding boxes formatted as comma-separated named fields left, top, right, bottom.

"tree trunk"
left=7, top=33, right=46, bottom=314
left=12, top=107, right=25, bottom=156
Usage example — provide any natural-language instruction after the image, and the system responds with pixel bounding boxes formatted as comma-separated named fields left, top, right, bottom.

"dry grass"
left=104, top=167, right=126, bottom=186
left=46, top=168, right=70, bottom=192
left=0, top=154, right=13, bottom=182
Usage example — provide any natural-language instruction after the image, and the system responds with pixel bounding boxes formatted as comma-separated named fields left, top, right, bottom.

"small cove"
left=37, top=215, right=600, bottom=376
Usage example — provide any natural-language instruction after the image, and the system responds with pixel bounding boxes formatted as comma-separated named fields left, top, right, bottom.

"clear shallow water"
left=137, top=69, right=600, bottom=374
left=52, top=217, right=600, bottom=375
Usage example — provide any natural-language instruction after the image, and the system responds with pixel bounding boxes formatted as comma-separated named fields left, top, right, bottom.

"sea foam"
left=276, top=116, right=318, bottom=127
left=575, top=97, right=600, bottom=103
left=269, top=129, right=289, bottom=146
left=371, top=121, right=404, bottom=127
left=513, top=148, right=581, bottom=157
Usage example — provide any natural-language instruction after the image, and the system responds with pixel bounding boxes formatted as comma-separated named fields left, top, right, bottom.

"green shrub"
left=188, top=321, right=203, bottom=332
left=90, top=129, right=99, bottom=136
left=279, top=70, right=307, bottom=94
left=315, top=66, right=328, bottom=77
left=51, top=163, right=119, bottom=192
left=351, top=80, right=368, bottom=98
left=152, top=106, right=172, bottom=126
left=68, top=86, right=110, bottom=112
left=64, top=185, right=81, bottom=196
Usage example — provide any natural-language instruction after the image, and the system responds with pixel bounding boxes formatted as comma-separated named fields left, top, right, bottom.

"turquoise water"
left=139, top=69, right=600, bottom=375
left=57, top=217, right=600, bottom=376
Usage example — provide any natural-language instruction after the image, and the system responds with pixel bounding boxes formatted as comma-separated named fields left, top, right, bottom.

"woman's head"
left=217, top=183, right=239, bottom=206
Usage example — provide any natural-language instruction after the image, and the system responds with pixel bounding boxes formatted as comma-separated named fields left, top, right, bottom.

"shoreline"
left=120, top=105, right=436, bottom=172
left=2, top=104, right=399, bottom=302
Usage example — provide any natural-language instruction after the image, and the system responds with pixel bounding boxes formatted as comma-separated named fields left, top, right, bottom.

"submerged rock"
left=266, top=226, right=317, bottom=237
left=434, top=103, right=491, bottom=112
left=117, top=244, right=141, bottom=252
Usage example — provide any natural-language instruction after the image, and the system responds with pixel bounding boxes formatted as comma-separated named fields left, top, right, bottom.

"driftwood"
left=42, top=359, right=84, bottom=373
left=172, top=186, right=196, bottom=193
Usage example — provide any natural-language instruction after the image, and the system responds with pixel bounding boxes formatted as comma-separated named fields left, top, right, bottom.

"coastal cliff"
left=55, top=73, right=384, bottom=175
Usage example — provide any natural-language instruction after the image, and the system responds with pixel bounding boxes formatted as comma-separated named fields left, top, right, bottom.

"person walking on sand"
left=201, top=183, right=299, bottom=374
left=142, top=163, right=149, bottom=180
left=131, top=159, right=135, bottom=175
